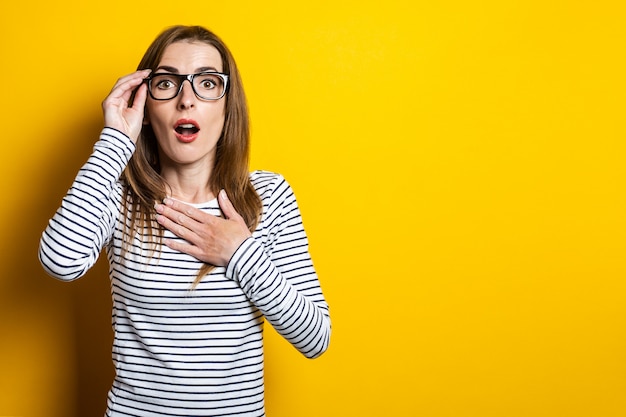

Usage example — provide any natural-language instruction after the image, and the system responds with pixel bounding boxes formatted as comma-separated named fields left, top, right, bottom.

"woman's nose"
left=177, top=80, right=196, bottom=109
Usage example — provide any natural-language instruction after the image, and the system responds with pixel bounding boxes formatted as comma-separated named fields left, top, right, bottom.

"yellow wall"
left=1, top=0, right=626, bottom=416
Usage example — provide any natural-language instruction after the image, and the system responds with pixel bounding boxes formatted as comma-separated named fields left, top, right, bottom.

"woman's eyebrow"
left=155, top=65, right=179, bottom=73
left=154, top=66, right=221, bottom=74
left=196, top=66, right=219, bottom=73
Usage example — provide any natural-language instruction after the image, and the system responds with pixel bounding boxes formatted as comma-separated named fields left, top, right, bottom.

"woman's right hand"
left=102, top=69, right=151, bottom=143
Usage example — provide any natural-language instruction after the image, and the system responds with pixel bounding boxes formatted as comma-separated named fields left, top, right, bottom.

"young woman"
left=39, top=25, right=331, bottom=417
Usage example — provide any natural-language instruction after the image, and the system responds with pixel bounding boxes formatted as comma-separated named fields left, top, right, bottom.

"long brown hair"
left=121, top=25, right=262, bottom=286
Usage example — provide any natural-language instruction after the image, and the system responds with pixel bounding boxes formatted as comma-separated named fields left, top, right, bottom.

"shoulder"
left=250, top=170, right=289, bottom=195
left=249, top=170, right=298, bottom=207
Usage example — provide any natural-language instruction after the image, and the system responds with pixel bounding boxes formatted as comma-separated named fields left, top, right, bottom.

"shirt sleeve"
left=225, top=174, right=331, bottom=358
left=38, top=128, right=135, bottom=281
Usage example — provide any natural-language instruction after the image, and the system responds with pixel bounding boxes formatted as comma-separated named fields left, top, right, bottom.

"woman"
left=39, top=25, right=331, bottom=417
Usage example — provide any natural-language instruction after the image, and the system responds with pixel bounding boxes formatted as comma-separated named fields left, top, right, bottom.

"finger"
left=162, top=198, right=212, bottom=224
left=163, top=238, right=201, bottom=258
left=218, top=189, right=243, bottom=221
left=102, top=80, right=145, bottom=116
left=110, top=69, right=151, bottom=91
left=156, top=200, right=211, bottom=246
left=156, top=211, right=192, bottom=239
left=131, top=82, right=148, bottom=111
left=156, top=206, right=214, bottom=253
left=107, top=70, right=151, bottom=103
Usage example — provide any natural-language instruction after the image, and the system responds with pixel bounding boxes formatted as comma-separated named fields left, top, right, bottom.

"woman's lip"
left=174, top=131, right=198, bottom=143
left=173, top=118, right=200, bottom=143
left=174, top=118, right=200, bottom=129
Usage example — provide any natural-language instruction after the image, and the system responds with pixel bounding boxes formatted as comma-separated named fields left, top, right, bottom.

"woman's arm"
left=39, top=70, right=148, bottom=281
left=38, top=128, right=134, bottom=280
left=225, top=174, right=331, bottom=359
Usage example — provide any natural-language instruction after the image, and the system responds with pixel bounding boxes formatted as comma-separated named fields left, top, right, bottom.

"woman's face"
left=146, top=41, right=226, bottom=170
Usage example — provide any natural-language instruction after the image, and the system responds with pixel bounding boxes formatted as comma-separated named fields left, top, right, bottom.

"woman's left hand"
left=154, top=190, right=252, bottom=267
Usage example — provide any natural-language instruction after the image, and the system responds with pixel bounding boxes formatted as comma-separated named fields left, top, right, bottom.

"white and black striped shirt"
left=39, top=128, right=331, bottom=417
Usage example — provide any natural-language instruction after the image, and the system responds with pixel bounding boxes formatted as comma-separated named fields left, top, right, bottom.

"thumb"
left=218, top=189, right=241, bottom=221
left=131, top=82, right=148, bottom=112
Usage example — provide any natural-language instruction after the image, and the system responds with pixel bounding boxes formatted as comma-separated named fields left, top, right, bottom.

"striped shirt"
left=39, top=128, right=331, bottom=417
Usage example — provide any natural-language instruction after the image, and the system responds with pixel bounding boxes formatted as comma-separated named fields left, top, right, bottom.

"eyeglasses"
left=145, top=72, right=229, bottom=101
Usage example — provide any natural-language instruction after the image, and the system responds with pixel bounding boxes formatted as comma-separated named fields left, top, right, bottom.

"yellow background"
left=1, top=0, right=626, bottom=416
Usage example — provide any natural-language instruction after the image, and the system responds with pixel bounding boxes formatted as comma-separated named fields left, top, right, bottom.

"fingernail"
left=220, top=189, right=227, bottom=200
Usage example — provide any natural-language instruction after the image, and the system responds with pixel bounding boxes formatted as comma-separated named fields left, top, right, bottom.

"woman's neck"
left=160, top=163, right=216, bottom=204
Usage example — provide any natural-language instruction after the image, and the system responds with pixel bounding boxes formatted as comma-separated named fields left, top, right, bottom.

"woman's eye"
left=200, top=79, right=216, bottom=90
left=156, top=80, right=175, bottom=89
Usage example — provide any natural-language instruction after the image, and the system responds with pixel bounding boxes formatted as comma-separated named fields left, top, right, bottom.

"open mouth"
left=175, top=123, right=200, bottom=135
